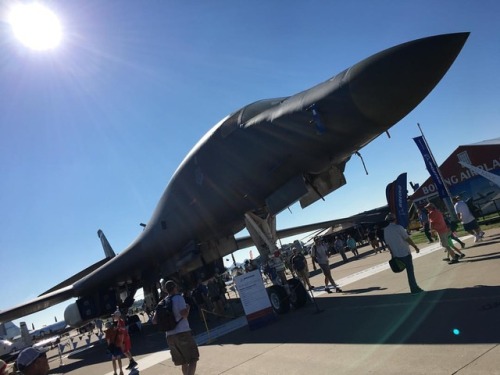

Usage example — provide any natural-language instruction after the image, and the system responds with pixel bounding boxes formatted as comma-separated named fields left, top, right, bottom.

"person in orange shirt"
left=425, top=203, right=464, bottom=264
left=104, top=321, right=125, bottom=375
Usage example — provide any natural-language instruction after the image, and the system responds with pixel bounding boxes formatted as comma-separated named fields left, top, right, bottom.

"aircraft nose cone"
left=348, top=32, right=469, bottom=128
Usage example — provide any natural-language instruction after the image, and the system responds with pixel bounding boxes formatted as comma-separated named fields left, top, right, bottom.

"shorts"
left=108, top=346, right=124, bottom=358
left=318, top=263, right=331, bottom=276
left=296, top=268, right=309, bottom=279
left=463, top=220, right=479, bottom=232
left=438, top=231, right=450, bottom=248
left=167, top=331, right=200, bottom=366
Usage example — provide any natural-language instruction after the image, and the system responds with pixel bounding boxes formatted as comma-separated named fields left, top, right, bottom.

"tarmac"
left=40, top=228, right=500, bottom=375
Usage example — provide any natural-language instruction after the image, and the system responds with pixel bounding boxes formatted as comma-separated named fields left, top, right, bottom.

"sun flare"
left=8, top=3, right=62, bottom=51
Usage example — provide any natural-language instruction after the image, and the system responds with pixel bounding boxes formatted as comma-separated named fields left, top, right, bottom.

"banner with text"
left=413, top=136, right=449, bottom=200
left=386, top=172, right=409, bottom=228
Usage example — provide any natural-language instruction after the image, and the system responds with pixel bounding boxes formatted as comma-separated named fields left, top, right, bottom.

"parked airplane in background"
left=30, top=320, right=68, bottom=339
left=0, top=33, right=469, bottom=326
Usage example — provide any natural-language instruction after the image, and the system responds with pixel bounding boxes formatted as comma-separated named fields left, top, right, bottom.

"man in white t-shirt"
left=383, top=213, right=424, bottom=295
left=162, top=280, right=199, bottom=375
left=453, top=196, right=484, bottom=242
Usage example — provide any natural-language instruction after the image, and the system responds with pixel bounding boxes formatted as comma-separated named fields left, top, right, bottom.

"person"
left=346, top=234, right=359, bottom=258
left=105, top=320, right=125, bottom=375
left=311, top=237, right=342, bottom=293
left=444, top=216, right=466, bottom=249
left=334, top=236, right=348, bottom=262
left=367, top=228, right=380, bottom=253
left=244, top=259, right=255, bottom=272
left=112, top=309, right=138, bottom=369
left=192, top=280, right=211, bottom=321
left=159, top=280, right=199, bottom=375
left=375, top=225, right=387, bottom=251
left=453, top=196, right=485, bottom=242
left=290, top=247, right=314, bottom=290
left=383, top=213, right=424, bottom=295
left=426, top=203, right=464, bottom=264
left=207, top=277, right=225, bottom=319
left=268, top=250, right=287, bottom=285
left=16, top=347, right=50, bottom=375
left=418, top=206, right=434, bottom=243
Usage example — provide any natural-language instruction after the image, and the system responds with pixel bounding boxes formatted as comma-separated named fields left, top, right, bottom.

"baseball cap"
left=16, top=347, right=46, bottom=371
left=164, top=280, right=177, bottom=293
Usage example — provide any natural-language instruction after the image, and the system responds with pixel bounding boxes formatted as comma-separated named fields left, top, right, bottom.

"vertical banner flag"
left=386, top=173, right=409, bottom=228
left=413, top=136, right=449, bottom=199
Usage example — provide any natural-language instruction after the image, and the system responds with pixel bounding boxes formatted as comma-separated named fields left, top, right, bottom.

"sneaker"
left=126, top=360, right=138, bottom=370
left=325, top=287, right=333, bottom=294
left=479, top=231, right=485, bottom=238
left=448, top=258, right=459, bottom=264
left=335, top=287, right=343, bottom=293
left=460, top=253, right=465, bottom=259
left=474, top=236, right=479, bottom=243
left=460, top=243, right=465, bottom=249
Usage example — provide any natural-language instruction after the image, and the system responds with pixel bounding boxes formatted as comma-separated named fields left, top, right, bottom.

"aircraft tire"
left=267, top=285, right=290, bottom=314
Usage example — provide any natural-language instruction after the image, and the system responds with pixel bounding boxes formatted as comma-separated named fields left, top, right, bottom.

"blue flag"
left=413, top=136, right=449, bottom=200
left=386, top=173, right=409, bottom=228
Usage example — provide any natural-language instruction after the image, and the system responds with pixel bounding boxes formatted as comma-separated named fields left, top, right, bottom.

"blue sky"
left=1, top=1, right=499, bottom=329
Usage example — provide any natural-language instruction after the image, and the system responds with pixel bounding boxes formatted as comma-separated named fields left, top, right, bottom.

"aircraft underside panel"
left=199, top=235, right=238, bottom=263
left=300, top=163, right=347, bottom=208
left=265, top=175, right=309, bottom=215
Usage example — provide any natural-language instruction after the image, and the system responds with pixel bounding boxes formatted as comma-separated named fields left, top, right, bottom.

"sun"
left=8, top=3, right=62, bottom=51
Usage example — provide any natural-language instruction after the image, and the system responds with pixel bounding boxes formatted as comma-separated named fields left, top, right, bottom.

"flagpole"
left=417, top=124, right=457, bottom=221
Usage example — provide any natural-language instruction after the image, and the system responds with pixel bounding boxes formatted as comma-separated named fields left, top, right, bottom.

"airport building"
left=410, top=137, right=500, bottom=217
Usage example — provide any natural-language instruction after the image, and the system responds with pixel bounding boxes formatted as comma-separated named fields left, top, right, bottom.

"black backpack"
left=292, top=254, right=306, bottom=271
left=154, top=296, right=180, bottom=332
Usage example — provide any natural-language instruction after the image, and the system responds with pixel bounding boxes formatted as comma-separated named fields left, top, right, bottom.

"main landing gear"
left=244, top=212, right=308, bottom=314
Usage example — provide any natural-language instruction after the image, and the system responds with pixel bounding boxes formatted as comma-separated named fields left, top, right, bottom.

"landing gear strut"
left=244, top=212, right=308, bottom=314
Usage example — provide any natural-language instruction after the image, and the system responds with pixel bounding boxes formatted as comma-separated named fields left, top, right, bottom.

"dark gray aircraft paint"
left=0, top=33, right=469, bottom=325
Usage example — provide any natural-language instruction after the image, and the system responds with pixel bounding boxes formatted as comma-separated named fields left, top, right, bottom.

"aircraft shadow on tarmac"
left=51, top=284, right=500, bottom=374
left=212, top=285, right=500, bottom=347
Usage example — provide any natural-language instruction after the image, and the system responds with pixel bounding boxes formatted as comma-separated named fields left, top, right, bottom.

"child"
left=113, top=310, right=138, bottom=369
left=104, top=321, right=125, bottom=375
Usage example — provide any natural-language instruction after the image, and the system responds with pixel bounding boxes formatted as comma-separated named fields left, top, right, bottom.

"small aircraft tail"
left=97, top=229, right=116, bottom=258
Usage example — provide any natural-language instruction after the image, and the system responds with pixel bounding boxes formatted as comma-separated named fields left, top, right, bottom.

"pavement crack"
left=452, top=343, right=499, bottom=374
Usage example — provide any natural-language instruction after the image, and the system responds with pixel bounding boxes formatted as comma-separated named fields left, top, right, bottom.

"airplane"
left=29, top=320, right=68, bottom=339
left=0, top=32, right=469, bottom=325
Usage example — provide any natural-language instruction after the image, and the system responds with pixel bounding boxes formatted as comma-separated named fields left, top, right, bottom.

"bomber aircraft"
left=0, top=33, right=469, bottom=326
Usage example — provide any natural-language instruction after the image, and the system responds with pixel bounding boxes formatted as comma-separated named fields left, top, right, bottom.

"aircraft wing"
left=39, top=257, right=112, bottom=296
left=235, top=206, right=389, bottom=250
left=0, top=286, right=74, bottom=322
